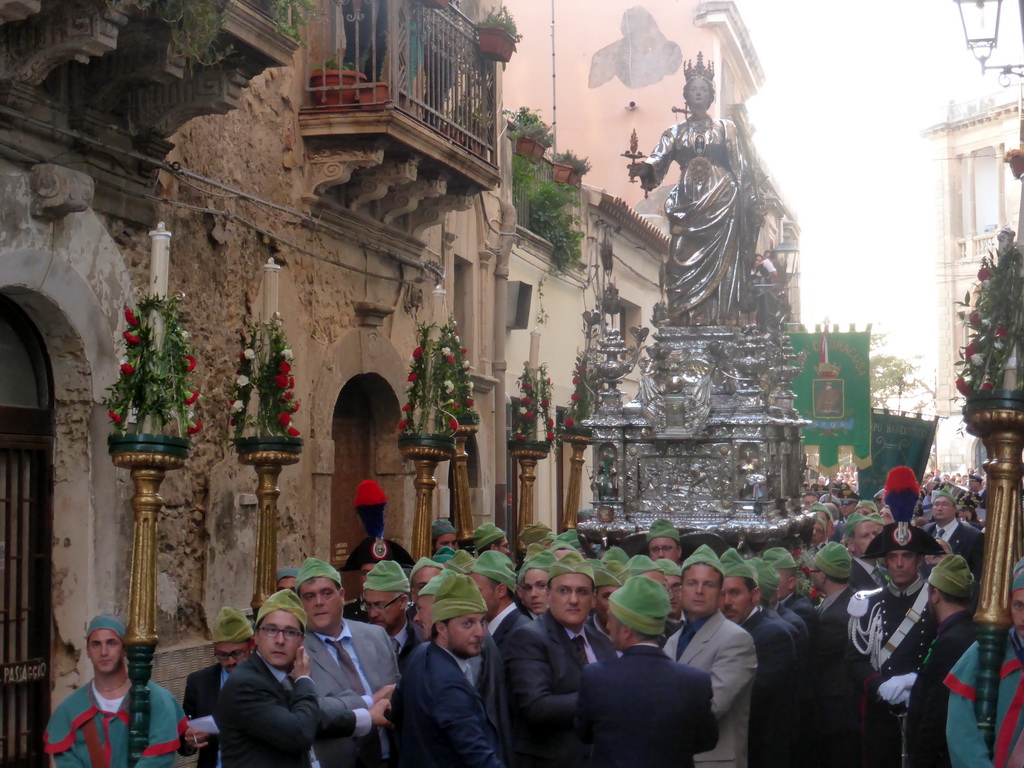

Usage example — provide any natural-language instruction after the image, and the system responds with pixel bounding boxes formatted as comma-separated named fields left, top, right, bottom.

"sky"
left=732, top=0, right=1023, bottom=379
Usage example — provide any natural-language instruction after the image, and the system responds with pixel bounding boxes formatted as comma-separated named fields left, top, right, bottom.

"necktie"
left=392, top=638, right=401, bottom=656
left=675, top=623, right=697, bottom=661
left=327, top=638, right=368, bottom=695
left=570, top=635, right=589, bottom=666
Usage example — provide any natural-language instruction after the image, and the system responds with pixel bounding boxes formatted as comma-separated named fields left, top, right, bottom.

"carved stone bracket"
left=132, top=68, right=248, bottom=138
left=380, top=177, right=446, bottom=224
left=85, top=22, right=184, bottom=114
left=307, top=146, right=385, bottom=196
left=347, top=158, right=419, bottom=212
left=0, top=1, right=41, bottom=25
left=30, top=163, right=94, bottom=219
left=0, top=1, right=126, bottom=84
left=409, top=194, right=472, bottom=237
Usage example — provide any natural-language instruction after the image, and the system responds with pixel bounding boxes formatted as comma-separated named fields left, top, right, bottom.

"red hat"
left=354, top=479, right=387, bottom=507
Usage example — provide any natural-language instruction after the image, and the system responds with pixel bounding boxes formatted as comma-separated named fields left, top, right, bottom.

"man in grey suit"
left=296, top=557, right=398, bottom=768
left=664, top=545, right=757, bottom=768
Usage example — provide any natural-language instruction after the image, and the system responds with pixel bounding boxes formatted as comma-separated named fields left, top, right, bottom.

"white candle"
left=529, top=325, right=541, bottom=370
left=1005, top=351, right=1018, bottom=391
left=262, top=258, right=281, bottom=322
left=148, top=222, right=171, bottom=298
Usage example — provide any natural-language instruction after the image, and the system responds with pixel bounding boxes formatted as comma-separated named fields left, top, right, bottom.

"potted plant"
left=1005, top=148, right=1024, bottom=180
left=228, top=318, right=303, bottom=454
left=398, top=323, right=459, bottom=452
left=309, top=59, right=366, bottom=107
left=563, top=352, right=596, bottom=437
left=509, top=362, right=554, bottom=452
left=477, top=6, right=521, bottom=63
left=437, top=319, right=478, bottom=427
left=507, top=106, right=553, bottom=161
left=551, top=150, right=592, bottom=187
left=105, top=297, right=201, bottom=457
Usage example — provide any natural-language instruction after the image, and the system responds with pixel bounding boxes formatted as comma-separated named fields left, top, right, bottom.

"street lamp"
left=772, top=231, right=800, bottom=284
left=955, top=0, right=1003, bottom=70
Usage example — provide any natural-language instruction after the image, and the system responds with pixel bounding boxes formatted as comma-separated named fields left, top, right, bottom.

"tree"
left=870, top=334, right=934, bottom=411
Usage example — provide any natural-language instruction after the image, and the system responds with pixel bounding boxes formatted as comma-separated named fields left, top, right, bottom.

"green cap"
left=420, top=568, right=457, bottom=597
left=601, top=546, right=629, bottom=566
left=626, top=554, right=660, bottom=579
left=87, top=614, right=126, bottom=640
left=855, top=501, right=879, bottom=515
left=593, top=560, right=627, bottom=588
left=932, top=487, right=958, bottom=505
left=432, top=573, right=487, bottom=623
left=762, top=547, right=798, bottom=570
left=275, top=567, right=298, bottom=581
left=431, top=519, right=456, bottom=538
left=1013, top=556, right=1024, bottom=592
left=814, top=541, right=851, bottom=579
left=473, top=522, right=506, bottom=550
left=681, top=544, right=724, bottom=576
left=808, top=502, right=832, bottom=517
left=519, top=522, right=552, bottom=547
left=655, top=558, right=682, bottom=578
left=212, top=607, right=253, bottom=643
left=812, top=509, right=832, bottom=531
left=519, top=550, right=557, bottom=583
left=928, top=554, right=974, bottom=598
left=548, top=550, right=595, bottom=583
left=646, top=519, right=680, bottom=542
left=257, top=589, right=308, bottom=631
left=296, top=557, right=341, bottom=588
left=524, top=542, right=549, bottom=559
left=411, top=557, right=442, bottom=581
left=841, top=513, right=868, bottom=541
left=550, top=529, right=582, bottom=553
left=432, top=545, right=458, bottom=563
left=720, top=548, right=758, bottom=580
left=864, top=512, right=884, bottom=525
left=444, top=549, right=477, bottom=574
left=609, top=575, right=670, bottom=635
left=471, top=550, right=517, bottom=591
left=364, top=560, right=410, bottom=593
left=749, top=559, right=779, bottom=602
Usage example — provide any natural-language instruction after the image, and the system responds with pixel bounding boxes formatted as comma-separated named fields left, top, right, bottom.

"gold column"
left=238, top=449, right=301, bottom=614
left=561, top=432, right=590, bottom=532
left=400, top=439, right=455, bottom=560
left=453, top=423, right=478, bottom=541
left=509, top=445, right=549, bottom=535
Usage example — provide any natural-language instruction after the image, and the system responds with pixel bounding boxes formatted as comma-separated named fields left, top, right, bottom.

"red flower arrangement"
left=399, top=321, right=471, bottom=437
left=510, top=363, right=554, bottom=446
left=228, top=319, right=301, bottom=439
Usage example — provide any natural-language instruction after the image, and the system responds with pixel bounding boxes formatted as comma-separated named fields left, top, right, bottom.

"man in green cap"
left=517, top=550, right=556, bottom=620
left=647, top=518, right=682, bottom=564
left=392, top=574, right=503, bottom=767
left=663, top=544, right=757, bottom=768
left=409, top=557, right=443, bottom=605
left=845, top=512, right=886, bottom=591
left=807, top=542, right=860, bottom=768
left=362, top=560, right=420, bottom=673
left=504, top=551, right=615, bottom=767
left=470, top=549, right=531, bottom=653
left=431, top=518, right=458, bottom=552
left=276, top=566, right=298, bottom=591
left=763, top=546, right=817, bottom=635
left=179, top=607, right=255, bottom=767
left=295, top=557, right=398, bottom=768
left=656, top=559, right=685, bottom=636
left=44, top=614, right=187, bottom=767
left=905, top=554, right=976, bottom=767
left=444, top=548, right=478, bottom=575
left=576, top=576, right=718, bottom=767
left=626, top=554, right=666, bottom=584
left=550, top=529, right=583, bottom=559
left=587, top=560, right=627, bottom=641
left=945, top=555, right=1024, bottom=767
left=474, top=522, right=510, bottom=556
left=520, top=522, right=553, bottom=552
left=217, top=590, right=364, bottom=768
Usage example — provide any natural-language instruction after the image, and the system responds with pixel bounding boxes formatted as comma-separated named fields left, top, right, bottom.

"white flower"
left=283, top=348, right=294, bottom=360
left=970, top=354, right=984, bottom=366
left=464, top=362, right=472, bottom=370
left=441, top=347, right=452, bottom=356
left=444, top=380, right=455, bottom=393
left=520, top=407, right=528, bottom=415
left=243, top=348, right=256, bottom=360
left=236, top=375, right=250, bottom=387
left=181, top=330, right=189, bottom=339
left=231, top=400, right=245, bottom=412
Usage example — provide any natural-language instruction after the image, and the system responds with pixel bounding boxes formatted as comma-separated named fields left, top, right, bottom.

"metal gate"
left=0, top=296, right=54, bottom=768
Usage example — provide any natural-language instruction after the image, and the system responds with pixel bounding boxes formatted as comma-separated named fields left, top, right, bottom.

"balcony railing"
left=957, top=232, right=997, bottom=261
left=305, top=0, right=496, bottom=167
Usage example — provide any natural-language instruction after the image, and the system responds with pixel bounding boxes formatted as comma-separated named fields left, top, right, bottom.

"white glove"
left=877, top=678, right=903, bottom=703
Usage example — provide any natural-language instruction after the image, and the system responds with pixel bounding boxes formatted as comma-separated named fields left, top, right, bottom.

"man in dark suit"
left=295, top=557, right=399, bottom=768
left=845, top=513, right=886, bottom=591
left=720, top=550, right=796, bottom=768
left=907, top=555, right=977, bottom=768
left=504, top=551, right=615, bottom=768
left=219, top=590, right=358, bottom=768
left=808, top=542, right=861, bottom=768
left=469, top=549, right=531, bottom=653
left=924, top=488, right=984, bottom=580
left=576, top=576, right=717, bottom=767
left=392, top=573, right=504, bottom=768
left=360, top=560, right=421, bottom=673
left=178, top=606, right=255, bottom=768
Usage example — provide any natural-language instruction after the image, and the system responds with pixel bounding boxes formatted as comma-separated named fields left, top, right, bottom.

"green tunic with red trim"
left=945, top=639, right=1024, bottom=768
left=43, top=680, right=187, bottom=767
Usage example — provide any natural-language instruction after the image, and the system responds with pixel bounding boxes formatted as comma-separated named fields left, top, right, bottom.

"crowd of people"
left=44, top=472, right=1018, bottom=768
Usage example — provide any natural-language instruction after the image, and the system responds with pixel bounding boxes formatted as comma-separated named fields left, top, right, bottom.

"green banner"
left=855, top=409, right=938, bottom=497
left=788, top=329, right=872, bottom=472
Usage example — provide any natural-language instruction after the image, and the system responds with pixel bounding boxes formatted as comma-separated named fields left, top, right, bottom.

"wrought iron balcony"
left=298, top=0, right=500, bottom=223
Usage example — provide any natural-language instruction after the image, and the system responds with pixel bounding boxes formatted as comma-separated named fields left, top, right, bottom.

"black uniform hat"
left=862, top=522, right=945, bottom=559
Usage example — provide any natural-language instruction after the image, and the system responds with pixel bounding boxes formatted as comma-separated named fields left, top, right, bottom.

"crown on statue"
left=684, top=52, right=715, bottom=83
left=815, top=361, right=841, bottom=378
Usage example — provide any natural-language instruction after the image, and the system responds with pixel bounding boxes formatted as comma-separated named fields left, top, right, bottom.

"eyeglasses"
left=213, top=649, right=249, bottom=661
left=649, top=545, right=678, bottom=555
left=258, top=625, right=303, bottom=641
left=359, top=594, right=406, bottom=614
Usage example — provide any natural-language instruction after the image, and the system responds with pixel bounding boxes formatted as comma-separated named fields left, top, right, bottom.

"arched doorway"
left=330, top=373, right=401, bottom=586
left=0, top=295, right=54, bottom=767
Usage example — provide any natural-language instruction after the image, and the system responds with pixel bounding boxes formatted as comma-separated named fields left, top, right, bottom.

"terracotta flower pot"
left=309, top=70, right=366, bottom=107
left=477, top=26, right=517, bottom=63
left=1009, top=155, right=1024, bottom=180
left=355, top=82, right=390, bottom=108
left=552, top=162, right=581, bottom=187
left=514, top=136, right=546, bottom=161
